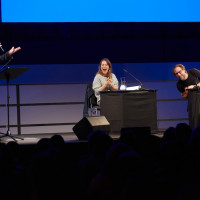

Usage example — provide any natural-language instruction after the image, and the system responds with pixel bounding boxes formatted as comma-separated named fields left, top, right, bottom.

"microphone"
left=123, top=68, right=143, bottom=88
left=0, top=42, right=4, bottom=52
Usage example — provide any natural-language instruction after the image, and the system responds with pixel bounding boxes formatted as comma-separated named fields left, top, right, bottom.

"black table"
left=188, top=91, right=200, bottom=129
left=100, top=90, right=157, bottom=134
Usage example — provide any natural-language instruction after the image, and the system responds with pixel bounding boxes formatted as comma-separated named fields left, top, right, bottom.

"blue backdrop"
left=2, top=0, right=200, bottom=22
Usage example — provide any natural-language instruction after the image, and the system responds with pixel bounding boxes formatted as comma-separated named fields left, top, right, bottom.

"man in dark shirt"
left=0, top=43, right=21, bottom=64
left=173, top=64, right=200, bottom=99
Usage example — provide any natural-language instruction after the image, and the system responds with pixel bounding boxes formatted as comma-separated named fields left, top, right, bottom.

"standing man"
left=173, top=64, right=200, bottom=99
left=173, top=64, right=200, bottom=129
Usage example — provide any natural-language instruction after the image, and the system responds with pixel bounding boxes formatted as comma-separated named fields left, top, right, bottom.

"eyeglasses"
left=174, top=69, right=183, bottom=76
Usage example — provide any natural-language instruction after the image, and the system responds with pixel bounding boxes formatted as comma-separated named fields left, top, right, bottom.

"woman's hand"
left=107, top=77, right=113, bottom=86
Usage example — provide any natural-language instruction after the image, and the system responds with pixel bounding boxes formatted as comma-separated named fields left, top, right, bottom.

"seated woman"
left=92, top=58, right=119, bottom=105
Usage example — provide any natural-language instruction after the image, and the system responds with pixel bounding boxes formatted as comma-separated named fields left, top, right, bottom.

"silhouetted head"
left=50, top=134, right=65, bottom=150
left=162, top=127, right=176, bottom=141
left=35, top=138, right=54, bottom=153
left=87, top=130, right=114, bottom=159
left=176, top=123, right=191, bottom=139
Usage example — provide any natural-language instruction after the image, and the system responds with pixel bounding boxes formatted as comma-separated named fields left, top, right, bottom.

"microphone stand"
left=0, top=57, right=25, bottom=141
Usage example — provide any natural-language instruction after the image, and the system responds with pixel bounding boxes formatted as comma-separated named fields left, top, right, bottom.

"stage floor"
left=0, top=131, right=163, bottom=145
left=0, top=132, right=83, bottom=145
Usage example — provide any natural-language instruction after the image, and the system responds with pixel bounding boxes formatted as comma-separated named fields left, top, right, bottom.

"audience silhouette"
left=0, top=123, right=199, bottom=200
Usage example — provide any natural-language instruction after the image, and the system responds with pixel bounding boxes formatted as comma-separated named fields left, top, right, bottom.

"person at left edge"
left=0, top=43, right=21, bottom=63
left=93, top=58, right=119, bottom=105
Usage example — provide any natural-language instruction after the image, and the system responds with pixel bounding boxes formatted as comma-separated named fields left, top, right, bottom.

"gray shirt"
left=92, top=73, right=119, bottom=105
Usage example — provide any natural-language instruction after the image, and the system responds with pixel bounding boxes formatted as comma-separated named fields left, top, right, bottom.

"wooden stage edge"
left=0, top=130, right=164, bottom=145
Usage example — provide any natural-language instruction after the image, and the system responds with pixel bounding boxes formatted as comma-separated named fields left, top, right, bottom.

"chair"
left=89, top=93, right=101, bottom=116
left=83, top=83, right=101, bottom=117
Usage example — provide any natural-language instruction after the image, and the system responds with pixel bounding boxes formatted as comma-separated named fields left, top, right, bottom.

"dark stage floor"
left=0, top=132, right=81, bottom=144
left=0, top=131, right=163, bottom=145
